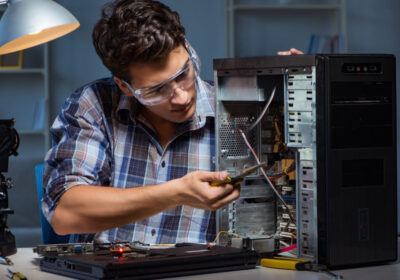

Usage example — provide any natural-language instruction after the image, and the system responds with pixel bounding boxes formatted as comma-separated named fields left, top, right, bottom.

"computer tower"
left=213, top=54, right=397, bottom=268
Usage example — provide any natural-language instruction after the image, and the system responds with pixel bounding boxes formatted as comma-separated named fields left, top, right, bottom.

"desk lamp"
left=0, top=0, right=79, bottom=256
left=0, top=0, right=80, bottom=55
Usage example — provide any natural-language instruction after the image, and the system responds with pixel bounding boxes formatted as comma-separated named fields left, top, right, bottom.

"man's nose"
left=170, top=85, right=189, bottom=104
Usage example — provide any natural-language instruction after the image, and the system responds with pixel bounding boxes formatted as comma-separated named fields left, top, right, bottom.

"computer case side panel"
left=319, top=55, right=397, bottom=268
left=315, top=55, right=329, bottom=265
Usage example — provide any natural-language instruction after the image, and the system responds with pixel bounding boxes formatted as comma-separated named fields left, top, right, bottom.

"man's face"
left=116, top=45, right=197, bottom=125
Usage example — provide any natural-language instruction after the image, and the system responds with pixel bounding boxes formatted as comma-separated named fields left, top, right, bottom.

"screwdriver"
left=261, top=257, right=343, bottom=279
left=7, top=269, right=27, bottom=280
left=260, top=256, right=309, bottom=270
left=210, top=162, right=267, bottom=186
left=0, top=256, right=13, bottom=265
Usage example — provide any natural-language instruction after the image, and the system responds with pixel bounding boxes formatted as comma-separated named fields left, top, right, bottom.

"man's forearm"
left=51, top=181, right=180, bottom=235
left=51, top=170, right=239, bottom=235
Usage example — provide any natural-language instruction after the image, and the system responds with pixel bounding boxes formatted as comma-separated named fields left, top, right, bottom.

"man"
left=42, top=0, right=301, bottom=244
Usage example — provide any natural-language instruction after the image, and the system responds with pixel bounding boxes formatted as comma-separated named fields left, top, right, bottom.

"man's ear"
left=114, top=76, right=133, bottom=96
left=184, top=41, right=189, bottom=53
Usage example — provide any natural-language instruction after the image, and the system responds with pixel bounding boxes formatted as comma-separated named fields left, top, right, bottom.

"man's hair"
left=92, top=0, right=186, bottom=82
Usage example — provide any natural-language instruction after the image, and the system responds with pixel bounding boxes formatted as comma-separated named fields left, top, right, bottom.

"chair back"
left=35, top=162, right=70, bottom=244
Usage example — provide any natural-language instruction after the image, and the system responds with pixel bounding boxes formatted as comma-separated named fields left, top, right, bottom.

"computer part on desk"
left=34, top=242, right=259, bottom=280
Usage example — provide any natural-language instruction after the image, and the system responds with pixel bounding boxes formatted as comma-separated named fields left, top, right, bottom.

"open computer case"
left=213, top=54, right=397, bottom=268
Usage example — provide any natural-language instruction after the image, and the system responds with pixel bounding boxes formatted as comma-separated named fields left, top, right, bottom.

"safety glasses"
left=123, top=42, right=201, bottom=106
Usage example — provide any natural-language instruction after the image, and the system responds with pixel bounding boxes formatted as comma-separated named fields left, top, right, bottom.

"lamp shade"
left=0, top=0, right=80, bottom=55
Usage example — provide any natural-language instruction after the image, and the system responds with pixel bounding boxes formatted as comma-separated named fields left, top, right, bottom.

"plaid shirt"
left=42, top=76, right=216, bottom=244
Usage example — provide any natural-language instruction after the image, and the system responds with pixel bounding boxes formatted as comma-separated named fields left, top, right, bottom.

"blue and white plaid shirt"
left=42, top=76, right=216, bottom=244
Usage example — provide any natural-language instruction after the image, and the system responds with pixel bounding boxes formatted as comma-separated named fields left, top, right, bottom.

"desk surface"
left=1, top=245, right=399, bottom=280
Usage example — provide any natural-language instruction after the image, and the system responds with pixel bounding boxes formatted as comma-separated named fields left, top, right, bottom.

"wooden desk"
left=0, top=245, right=399, bottom=280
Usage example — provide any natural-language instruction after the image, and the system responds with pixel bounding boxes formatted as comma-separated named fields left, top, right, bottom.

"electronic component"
left=33, top=241, right=154, bottom=256
left=0, top=119, right=19, bottom=257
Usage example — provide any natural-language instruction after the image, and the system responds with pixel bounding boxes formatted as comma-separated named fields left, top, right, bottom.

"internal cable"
left=267, top=162, right=296, bottom=179
left=239, top=129, right=296, bottom=225
left=236, top=84, right=296, bottom=226
left=239, top=85, right=296, bottom=225
left=207, top=231, right=241, bottom=249
left=279, top=243, right=297, bottom=253
left=245, top=86, right=277, bottom=132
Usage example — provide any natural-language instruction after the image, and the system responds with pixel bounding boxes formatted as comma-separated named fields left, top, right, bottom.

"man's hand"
left=277, top=48, right=304, bottom=55
left=176, top=171, right=240, bottom=211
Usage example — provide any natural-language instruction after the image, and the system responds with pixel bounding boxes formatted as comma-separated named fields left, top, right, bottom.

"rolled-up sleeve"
left=41, top=86, right=112, bottom=224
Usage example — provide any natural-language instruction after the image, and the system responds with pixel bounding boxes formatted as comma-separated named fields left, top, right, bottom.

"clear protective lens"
left=138, top=60, right=195, bottom=105
left=123, top=41, right=200, bottom=106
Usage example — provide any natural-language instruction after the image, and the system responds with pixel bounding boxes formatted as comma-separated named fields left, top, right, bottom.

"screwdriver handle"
left=210, top=176, right=232, bottom=186
left=7, top=269, right=27, bottom=280
left=260, top=258, right=299, bottom=270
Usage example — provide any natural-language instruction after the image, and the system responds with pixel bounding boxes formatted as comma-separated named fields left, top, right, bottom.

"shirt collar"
left=114, top=89, right=140, bottom=125
left=190, top=77, right=215, bottom=129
